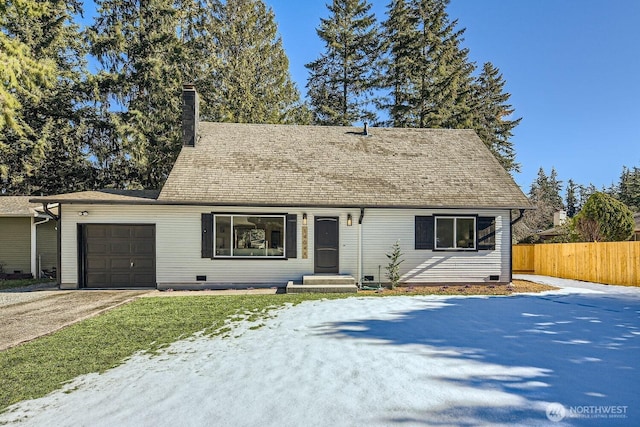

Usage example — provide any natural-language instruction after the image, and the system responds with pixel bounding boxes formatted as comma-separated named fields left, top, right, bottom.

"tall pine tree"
left=87, top=0, right=206, bottom=189
left=305, top=0, right=382, bottom=126
left=470, top=62, right=521, bottom=173
left=383, top=0, right=475, bottom=129
left=201, top=0, right=307, bottom=124
left=383, top=0, right=419, bottom=127
left=0, top=0, right=55, bottom=136
left=565, top=179, right=579, bottom=217
left=521, top=167, right=565, bottom=237
left=1, top=0, right=91, bottom=194
left=618, top=166, right=640, bottom=210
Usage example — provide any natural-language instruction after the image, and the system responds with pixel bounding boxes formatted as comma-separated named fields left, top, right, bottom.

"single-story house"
left=31, top=86, right=531, bottom=290
left=633, top=213, right=640, bottom=241
left=0, top=196, right=58, bottom=278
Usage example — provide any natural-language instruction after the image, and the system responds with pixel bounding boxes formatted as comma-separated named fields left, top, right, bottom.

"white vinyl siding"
left=360, top=209, right=510, bottom=284
left=59, top=204, right=510, bottom=289
left=0, top=217, right=32, bottom=274
left=59, top=205, right=360, bottom=289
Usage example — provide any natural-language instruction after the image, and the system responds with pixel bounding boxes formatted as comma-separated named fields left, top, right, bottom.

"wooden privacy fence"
left=513, top=242, right=640, bottom=287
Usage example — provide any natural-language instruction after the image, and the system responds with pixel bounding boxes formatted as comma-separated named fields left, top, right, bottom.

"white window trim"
left=214, top=214, right=286, bottom=259
left=434, top=216, right=477, bottom=251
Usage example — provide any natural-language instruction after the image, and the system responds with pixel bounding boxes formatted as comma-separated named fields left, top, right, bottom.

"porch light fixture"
left=78, top=211, right=89, bottom=216
left=347, top=214, right=353, bottom=226
left=302, top=213, right=307, bottom=226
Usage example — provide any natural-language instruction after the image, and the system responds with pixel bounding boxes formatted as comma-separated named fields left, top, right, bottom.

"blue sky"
left=81, top=0, right=640, bottom=194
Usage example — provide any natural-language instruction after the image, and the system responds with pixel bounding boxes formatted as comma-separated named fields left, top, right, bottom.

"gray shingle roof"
left=30, top=190, right=160, bottom=205
left=158, top=123, right=531, bottom=209
left=0, top=196, right=41, bottom=217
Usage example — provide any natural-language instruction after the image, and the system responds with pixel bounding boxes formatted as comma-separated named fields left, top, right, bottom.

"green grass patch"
left=0, top=293, right=345, bottom=411
left=0, top=278, right=55, bottom=291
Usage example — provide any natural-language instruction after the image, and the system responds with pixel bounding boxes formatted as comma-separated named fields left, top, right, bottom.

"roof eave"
left=29, top=197, right=533, bottom=211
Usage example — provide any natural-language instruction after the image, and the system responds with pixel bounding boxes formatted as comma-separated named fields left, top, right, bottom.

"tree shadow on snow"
left=323, top=293, right=640, bottom=426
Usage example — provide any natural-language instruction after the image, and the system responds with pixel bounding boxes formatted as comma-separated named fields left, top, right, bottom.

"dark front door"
left=314, top=217, right=339, bottom=274
left=82, top=224, right=156, bottom=288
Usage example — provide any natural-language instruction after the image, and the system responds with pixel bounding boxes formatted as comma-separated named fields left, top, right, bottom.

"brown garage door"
left=81, top=224, right=156, bottom=288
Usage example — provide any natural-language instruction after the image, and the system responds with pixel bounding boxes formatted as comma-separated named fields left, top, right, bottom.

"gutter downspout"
left=509, top=209, right=527, bottom=283
left=42, top=203, right=59, bottom=221
left=30, top=216, right=36, bottom=277
left=510, top=208, right=526, bottom=226
left=357, top=208, right=365, bottom=287
left=33, top=217, right=51, bottom=278
left=41, top=203, right=61, bottom=287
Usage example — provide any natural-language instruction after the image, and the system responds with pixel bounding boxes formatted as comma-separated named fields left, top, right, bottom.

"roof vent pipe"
left=363, top=122, right=368, bottom=136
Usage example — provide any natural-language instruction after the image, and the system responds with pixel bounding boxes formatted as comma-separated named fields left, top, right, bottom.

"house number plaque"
left=302, top=226, right=308, bottom=259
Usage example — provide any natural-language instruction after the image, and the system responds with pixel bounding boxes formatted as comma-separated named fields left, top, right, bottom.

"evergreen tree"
left=385, top=240, right=404, bottom=289
left=576, top=192, right=635, bottom=242
left=578, top=183, right=597, bottom=211
left=0, top=0, right=55, bottom=136
left=565, top=179, right=579, bottom=217
left=618, top=166, right=640, bottom=210
left=383, top=0, right=475, bottom=129
left=202, top=0, right=307, bottom=124
left=470, top=62, right=521, bottom=172
left=305, top=0, right=382, bottom=126
left=383, top=0, right=419, bottom=127
left=87, top=0, right=206, bottom=189
left=1, top=0, right=91, bottom=194
left=547, top=167, right=564, bottom=210
left=521, top=167, right=564, bottom=238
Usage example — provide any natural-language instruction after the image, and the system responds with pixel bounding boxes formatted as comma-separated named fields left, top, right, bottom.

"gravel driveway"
left=0, top=287, right=149, bottom=350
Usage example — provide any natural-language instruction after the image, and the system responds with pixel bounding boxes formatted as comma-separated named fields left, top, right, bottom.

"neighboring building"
left=0, top=196, right=58, bottom=278
left=537, top=210, right=568, bottom=242
left=633, top=213, right=640, bottom=241
left=31, top=86, right=531, bottom=290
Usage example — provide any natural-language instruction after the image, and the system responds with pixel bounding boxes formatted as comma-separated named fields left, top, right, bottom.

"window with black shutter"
left=477, top=216, right=496, bottom=250
left=415, top=216, right=434, bottom=250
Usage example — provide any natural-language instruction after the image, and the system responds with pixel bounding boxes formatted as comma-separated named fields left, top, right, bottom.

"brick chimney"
left=182, top=84, right=199, bottom=147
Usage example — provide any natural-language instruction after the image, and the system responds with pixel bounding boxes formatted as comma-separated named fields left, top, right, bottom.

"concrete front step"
left=286, top=282, right=358, bottom=294
left=302, top=275, right=356, bottom=286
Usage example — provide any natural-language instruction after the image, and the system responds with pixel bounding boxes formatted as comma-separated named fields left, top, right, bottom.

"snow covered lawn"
left=2, top=287, right=639, bottom=426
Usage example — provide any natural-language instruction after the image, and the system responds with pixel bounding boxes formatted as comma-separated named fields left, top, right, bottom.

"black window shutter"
left=478, top=216, right=496, bottom=250
left=415, top=216, right=434, bottom=250
left=201, top=213, right=213, bottom=258
left=286, top=214, right=297, bottom=258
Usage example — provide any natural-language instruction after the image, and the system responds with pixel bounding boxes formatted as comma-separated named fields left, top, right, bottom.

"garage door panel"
left=133, top=258, right=154, bottom=269
left=83, top=224, right=155, bottom=288
left=132, top=242, right=154, bottom=254
left=109, top=257, right=131, bottom=269
left=110, top=273, right=132, bottom=286
left=109, top=242, right=131, bottom=255
left=86, top=226, right=107, bottom=238
left=86, top=273, right=107, bottom=287
left=132, top=273, right=155, bottom=286
left=86, top=257, right=107, bottom=270
left=110, top=226, right=132, bottom=238
left=86, top=242, right=108, bottom=254
left=134, top=227, right=154, bottom=238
